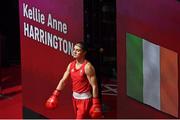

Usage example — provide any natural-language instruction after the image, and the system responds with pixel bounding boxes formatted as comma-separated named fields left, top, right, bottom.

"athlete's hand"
left=45, top=89, right=60, bottom=109
left=89, top=98, right=103, bottom=118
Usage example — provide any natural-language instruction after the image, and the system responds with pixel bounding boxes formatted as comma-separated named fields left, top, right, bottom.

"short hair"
left=75, top=42, right=88, bottom=51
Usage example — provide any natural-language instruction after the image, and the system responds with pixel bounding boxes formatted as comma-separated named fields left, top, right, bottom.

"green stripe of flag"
left=126, top=33, right=143, bottom=102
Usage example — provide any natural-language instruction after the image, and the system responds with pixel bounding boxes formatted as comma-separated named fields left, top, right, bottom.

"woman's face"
left=72, top=44, right=86, bottom=59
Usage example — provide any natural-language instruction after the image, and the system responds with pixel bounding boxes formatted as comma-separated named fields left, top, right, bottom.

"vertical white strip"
left=143, top=39, right=160, bottom=110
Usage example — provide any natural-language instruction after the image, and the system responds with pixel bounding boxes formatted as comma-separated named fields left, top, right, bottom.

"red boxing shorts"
left=72, top=92, right=92, bottom=119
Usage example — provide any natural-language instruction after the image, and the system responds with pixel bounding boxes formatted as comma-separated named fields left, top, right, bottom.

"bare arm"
left=85, top=63, right=99, bottom=98
left=56, top=63, right=71, bottom=91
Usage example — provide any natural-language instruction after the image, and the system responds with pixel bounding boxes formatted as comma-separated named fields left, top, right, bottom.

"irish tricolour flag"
left=126, top=33, right=178, bottom=117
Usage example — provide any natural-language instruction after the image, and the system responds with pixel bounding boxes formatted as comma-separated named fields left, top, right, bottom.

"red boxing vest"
left=70, top=60, right=91, bottom=93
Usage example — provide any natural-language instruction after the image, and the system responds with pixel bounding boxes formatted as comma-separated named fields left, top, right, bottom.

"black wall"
left=0, top=0, right=20, bottom=67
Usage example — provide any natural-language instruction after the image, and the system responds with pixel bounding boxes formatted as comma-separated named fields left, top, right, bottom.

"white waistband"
left=73, top=91, right=92, bottom=100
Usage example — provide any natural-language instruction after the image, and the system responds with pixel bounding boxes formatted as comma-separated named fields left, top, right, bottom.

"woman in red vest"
left=45, top=42, right=103, bottom=119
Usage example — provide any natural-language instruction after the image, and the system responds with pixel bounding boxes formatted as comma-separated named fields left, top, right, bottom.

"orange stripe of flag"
left=160, top=47, right=178, bottom=117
